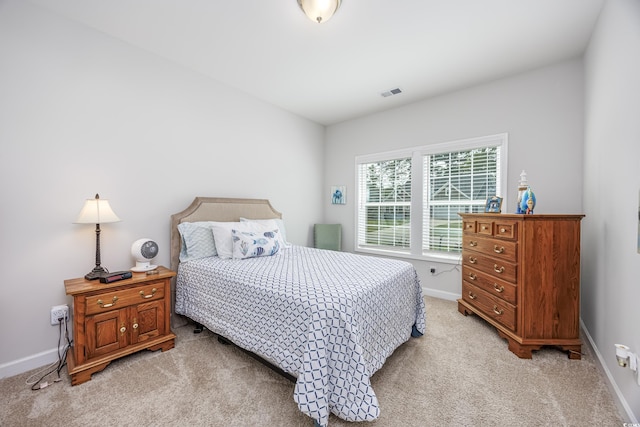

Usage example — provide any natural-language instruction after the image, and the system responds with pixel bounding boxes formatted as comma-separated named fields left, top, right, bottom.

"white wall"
left=0, top=0, right=324, bottom=376
left=583, top=0, right=640, bottom=421
left=324, top=60, right=585, bottom=299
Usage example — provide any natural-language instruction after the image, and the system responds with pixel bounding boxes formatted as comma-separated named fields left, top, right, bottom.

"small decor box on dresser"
left=64, top=266, right=176, bottom=385
left=457, top=213, right=584, bottom=359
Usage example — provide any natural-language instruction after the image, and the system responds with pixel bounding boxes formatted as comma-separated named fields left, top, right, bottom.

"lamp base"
left=84, top=266, right=108, bottom=281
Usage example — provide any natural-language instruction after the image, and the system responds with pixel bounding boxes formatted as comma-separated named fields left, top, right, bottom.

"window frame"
left=354, top=133, right=508, bottom=264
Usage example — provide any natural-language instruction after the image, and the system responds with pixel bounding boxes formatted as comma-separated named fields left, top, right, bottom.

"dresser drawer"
left=463, top=217, right=518, bottom=240
left=461, top=251, right=517, bottom=283
left=462, top=265, right=516, bottom=305
left=463, top=235, right=517, bottom=263
left=462, top=281, right=516, bottom=332
left=85, top=282, right=165, bottom=315
left=494, top=220, right=517, bottom=240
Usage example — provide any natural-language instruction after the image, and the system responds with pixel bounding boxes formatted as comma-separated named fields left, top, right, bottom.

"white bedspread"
left=175, top=245, right=426, bottom=426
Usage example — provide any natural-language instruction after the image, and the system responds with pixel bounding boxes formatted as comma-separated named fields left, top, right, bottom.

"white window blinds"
left=422, top=146, right=501, bottom=254
left=357, top=158, right=412, bottom=250
left=356, top=134, right=507, bottom=260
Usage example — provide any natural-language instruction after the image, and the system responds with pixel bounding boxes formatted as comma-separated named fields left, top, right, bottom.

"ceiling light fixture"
left=297, top=0, right=342, bottom=24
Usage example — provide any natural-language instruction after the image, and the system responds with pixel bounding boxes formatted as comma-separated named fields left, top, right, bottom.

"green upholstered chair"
left=313, top=224, right=342, bottom=251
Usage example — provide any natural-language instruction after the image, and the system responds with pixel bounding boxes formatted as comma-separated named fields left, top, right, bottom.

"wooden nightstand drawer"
left=85, top=282, right=164, bottom=315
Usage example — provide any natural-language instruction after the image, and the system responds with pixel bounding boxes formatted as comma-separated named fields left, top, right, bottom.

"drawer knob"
left=132, top=318, right=139, bottom=330
left=469, top=256, right=477, bottom=264
left=468, top=273, right=477, bottom=281
left=120, top=325, right=126, bottom=334
left=493, top=305, right=504, bottom=315
left=493, top=264, right=505, bottom=274
left=468, top=292, right=477, bottom=300
left=469, top=240, right=478, bottom=247
left=140, top=288, right=157, bottom=299
left=493, top=283, right=505, bottom=293
left=481, top=226, right=487, bottom=230
left=97, top=296, right=118, bottom=308
left=493, top=245, right=505, bottom=254
left=500, top=228, right=506, bottom=233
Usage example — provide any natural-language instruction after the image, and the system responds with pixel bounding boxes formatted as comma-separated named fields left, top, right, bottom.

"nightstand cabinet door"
left=86, top=308, right=128, bottom=359
left=131, top=300, right=165, bottom=344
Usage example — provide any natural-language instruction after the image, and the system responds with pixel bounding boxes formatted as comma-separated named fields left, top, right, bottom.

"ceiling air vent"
left=381, top=88, right=402, bottom=98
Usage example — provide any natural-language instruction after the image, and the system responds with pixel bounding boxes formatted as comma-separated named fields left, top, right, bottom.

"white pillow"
left=231, top=229, right=280, bottom=260
left=239, top=217, right=290, bottom=248
left=177, top=221, right=218, bottom=262
left=211, top=221, right=271, bottom=259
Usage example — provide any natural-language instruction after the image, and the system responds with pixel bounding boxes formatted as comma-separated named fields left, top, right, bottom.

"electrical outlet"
left=50, top=305, right=69, bottom=325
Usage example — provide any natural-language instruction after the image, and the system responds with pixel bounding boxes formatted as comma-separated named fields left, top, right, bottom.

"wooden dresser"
left=64, top=266, right=176, bottom=385
left=457, top=213, right=584, bottom=359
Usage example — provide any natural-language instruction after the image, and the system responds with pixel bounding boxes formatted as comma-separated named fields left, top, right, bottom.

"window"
left=356, top=134, right=507, bottom=261
left=357, top=158, right=412, bottom=249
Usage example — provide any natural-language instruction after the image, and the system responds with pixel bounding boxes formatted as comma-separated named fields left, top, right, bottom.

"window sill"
left=355, top=247, right=461, bottom=265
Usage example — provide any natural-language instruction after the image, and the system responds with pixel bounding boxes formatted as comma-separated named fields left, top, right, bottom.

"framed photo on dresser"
left=485, top=196, right=503, bottom=213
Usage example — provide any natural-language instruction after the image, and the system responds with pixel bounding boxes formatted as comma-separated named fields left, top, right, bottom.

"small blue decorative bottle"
left=520, top=187, right=536, bottom=214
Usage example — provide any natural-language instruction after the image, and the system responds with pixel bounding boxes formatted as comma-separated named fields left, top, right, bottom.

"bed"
left=170, top=197, right=426, bottom=426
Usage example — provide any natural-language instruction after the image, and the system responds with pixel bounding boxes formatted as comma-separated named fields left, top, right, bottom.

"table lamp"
left=74, top=194, right=121, bottom=280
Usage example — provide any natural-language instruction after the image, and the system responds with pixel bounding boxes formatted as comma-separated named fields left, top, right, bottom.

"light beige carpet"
left=0, top=297, right=626, bottom=426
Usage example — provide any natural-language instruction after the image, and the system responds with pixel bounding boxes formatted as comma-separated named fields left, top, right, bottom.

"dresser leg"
left=497, top=330, right=541, bottom=359
left=559, top=345, right=582, bottom=360
left=457, top=300, right=473, bottom=316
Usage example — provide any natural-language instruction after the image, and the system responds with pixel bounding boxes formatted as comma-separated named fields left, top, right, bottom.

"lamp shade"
left=74, top=194, right=121, bottom=224
left=297, top=0, right=342, bottom=23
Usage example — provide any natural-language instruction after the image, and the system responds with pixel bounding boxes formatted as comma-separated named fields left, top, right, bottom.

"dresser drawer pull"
left=469, top=240, right=478, bottom=247
left=469, top=256, right=477, bottom=264
left=493, top=305, right=504, bottom=315
left=493, top=264, right=505, bottom=274
left=500, top=228, right=506, bottom=233
left=481, top=226, right=488, bottom=230
left=468, top=292, right=477, bottom=300
left=132, top=318, right=139, bottom=330
left=140, top=288, right=157, bottom=299
left=493, top=245, right=505, bottom=254
left=468, top=273, right=477, bottom=281
left=493, top=284, right=505, bottom=293
left=97, top=296, right=118, bottom=308
left=120, top=325, right=126, bottom=335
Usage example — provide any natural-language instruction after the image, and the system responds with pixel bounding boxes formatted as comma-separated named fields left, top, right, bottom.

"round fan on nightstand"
left=130, top=238, right=159, bottom=272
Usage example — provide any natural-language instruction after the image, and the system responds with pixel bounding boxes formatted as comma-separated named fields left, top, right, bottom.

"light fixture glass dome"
left=297, top=0, right=342, bottom=24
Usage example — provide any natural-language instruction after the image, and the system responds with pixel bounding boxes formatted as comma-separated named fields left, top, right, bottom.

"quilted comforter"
left=175, top=245, right=426, bottom=426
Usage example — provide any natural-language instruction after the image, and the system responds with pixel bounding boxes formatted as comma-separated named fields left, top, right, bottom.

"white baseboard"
left=580, top=319, right=637, bottom=423
left=0, top=347, right=59, bottom=379
left=422, top=286, right=459, bottom=301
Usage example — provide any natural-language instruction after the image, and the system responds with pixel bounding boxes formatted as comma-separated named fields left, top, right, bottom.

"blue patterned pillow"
left=239, top=217, right=290, bottom=247
left=231, top=229, right=280, bottom=260
left=177, top=222, right=218, bottom=261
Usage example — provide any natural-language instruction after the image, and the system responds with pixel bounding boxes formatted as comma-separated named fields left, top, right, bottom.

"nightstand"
left=64, top=266, right=177, bottom=385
